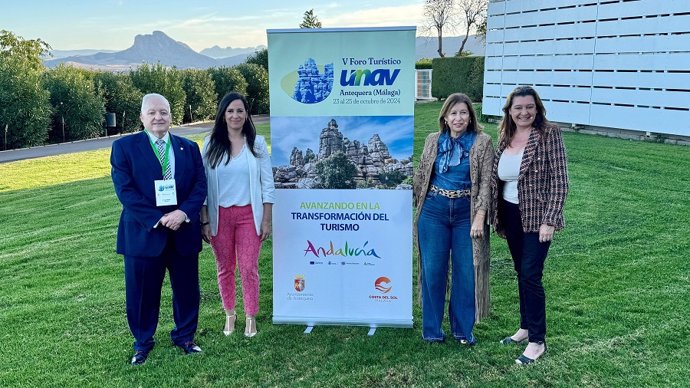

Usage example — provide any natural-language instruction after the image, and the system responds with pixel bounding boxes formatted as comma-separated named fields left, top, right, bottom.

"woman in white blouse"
left=200, top=92, right=275, bottom=338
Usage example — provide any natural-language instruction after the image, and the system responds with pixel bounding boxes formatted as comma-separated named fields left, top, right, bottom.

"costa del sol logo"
left=374, top=276, right=392, bottom=294
left=281, top=58, right=334, bottom=104
left=294, top=275, right=305, bottom=292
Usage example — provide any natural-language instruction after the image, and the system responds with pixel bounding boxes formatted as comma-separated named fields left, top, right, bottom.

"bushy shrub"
left=431, top=56, right=484, bottom=101
left=415, top=59, right=433, bottom=69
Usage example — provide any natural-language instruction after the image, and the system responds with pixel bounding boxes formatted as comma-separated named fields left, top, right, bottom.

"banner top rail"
left=267, top=26, right=416, bottom=34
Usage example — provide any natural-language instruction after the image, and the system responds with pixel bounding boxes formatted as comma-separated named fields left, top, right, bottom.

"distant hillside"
left=46, top=49, right=117, bottom=59
left=43, top=32, right=486, bottom=70
left=45, top=31, right=218, bottom=69
left=416, top=35, right=485, bottom=59
left=200, top=45, right=266, bottom=59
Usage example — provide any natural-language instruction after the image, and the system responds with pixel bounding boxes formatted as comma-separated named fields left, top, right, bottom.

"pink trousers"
left=210, top=205, right=261, bottom=316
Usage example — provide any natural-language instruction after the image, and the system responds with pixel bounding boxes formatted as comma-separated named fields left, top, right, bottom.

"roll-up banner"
left=268, top=27, right=415, bottom=327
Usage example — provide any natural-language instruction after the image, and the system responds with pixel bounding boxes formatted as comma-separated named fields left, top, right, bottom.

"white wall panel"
left=596, top=0, right=688, bottom=19
left=596, top=15, right=690, bottom=36
left=483, top=97, right=504, bottom=115
left=547, top=101, right=591, bottom=123
left=592, top=53, right=690, bottom=71
left=540, top=86, right=593, bottom=102
left=484, top=83, right=504, bottom=97
left=482, top=0, right=690, bottom=136
left=591, top=89, right=686, bottom=109
left=595, top=35, right=690, bottom=54
left=592, top=72, right=690, bottom=90
left=590, top=105, right=690, bottom=136
left=484, top=70, right=503, bottom=84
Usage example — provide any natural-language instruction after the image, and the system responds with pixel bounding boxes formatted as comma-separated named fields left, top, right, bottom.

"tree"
left=0, top=57, right=52, bottom=149
left=245, top=48, right=268, bottom=72
left=456, top=0, right=487, bottom=56
left=234, top=63, right=269, bottom=115
left=130, top=63, right=186, bottom=125
left=0, top=30, right=52, bottom=149
left=94, top=71, right=143, bottom=133
left=43, top=65, right=106, bottom=142
left=207, top=67, right=248, bottom=102
left=422, top=0, right=456, bottom=58
left=475, top=14, right=487, bottom=43
left=181, top=69, right=217, bottom=123
left=0, top=30, right=51, bottom=71
left=378, top=170, right=406, bottom=188
left=299, top=9, right=322, bottom=28
left=314, top=152, right=357, bottom=189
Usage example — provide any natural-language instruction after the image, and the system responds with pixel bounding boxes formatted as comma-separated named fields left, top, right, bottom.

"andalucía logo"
left=294, top=275, right=305, bottom=292
left=303, top=240, right=381, bottom=258
left=282, top=58, right=334, bottom=104
left=374, top=276, right=392, bottom=294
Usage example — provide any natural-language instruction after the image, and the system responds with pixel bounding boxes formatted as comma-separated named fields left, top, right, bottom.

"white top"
left=217, top=144, right=251, bottom=207
left=202, top=135, right=276, bottom=236
left=498, top=149, right=523, bottom=204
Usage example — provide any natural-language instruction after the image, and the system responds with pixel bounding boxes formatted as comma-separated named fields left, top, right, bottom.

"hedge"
left=431, top=56, right=484, bottom=102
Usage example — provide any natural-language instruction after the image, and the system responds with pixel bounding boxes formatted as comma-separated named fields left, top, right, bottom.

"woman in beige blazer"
left=413, top=93, right=494, bottom=344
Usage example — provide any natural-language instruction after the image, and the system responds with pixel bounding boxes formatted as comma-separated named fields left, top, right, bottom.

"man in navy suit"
left=111, top=93, right=207, bottom=366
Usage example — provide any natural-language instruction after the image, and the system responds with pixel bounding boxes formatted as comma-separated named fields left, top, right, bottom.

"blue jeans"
left=418, top=192, right=475, bottom=342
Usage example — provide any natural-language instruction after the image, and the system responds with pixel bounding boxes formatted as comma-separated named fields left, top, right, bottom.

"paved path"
left=0, top=116, right=267, bottom=164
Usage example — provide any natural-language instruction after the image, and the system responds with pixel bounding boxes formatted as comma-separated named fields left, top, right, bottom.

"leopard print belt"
left=430, top=185, right=471, bottom=199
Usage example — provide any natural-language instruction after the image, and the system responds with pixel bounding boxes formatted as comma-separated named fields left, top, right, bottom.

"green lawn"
left=1, top=103, right=689, bottom=387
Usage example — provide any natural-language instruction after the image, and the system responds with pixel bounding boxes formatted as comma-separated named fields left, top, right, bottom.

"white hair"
left=140, top=93, right=171, bottom=114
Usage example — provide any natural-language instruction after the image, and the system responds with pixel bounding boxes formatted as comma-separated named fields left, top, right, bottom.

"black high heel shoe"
left=515, top=342, right=547, bottom=365
left=500, top=336, right=527, bottom=345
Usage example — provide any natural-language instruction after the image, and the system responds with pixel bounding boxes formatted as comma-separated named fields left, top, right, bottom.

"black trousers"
left=502, top=200, right=551, bottom=343
left=124, top=236, right=200, bottom=352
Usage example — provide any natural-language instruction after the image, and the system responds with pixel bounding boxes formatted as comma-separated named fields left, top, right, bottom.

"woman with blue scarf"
left=413, top=93, right=494, bottom=344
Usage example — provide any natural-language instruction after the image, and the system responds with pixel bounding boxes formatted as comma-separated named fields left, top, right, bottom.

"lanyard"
left=147, top=134, right=171, bottom=177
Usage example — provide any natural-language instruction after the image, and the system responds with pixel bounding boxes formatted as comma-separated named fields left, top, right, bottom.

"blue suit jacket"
left=111, top=131, right=207, bottom=257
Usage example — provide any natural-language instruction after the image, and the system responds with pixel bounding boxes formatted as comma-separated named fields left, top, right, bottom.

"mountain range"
left=44, top=31, right=485, bottom=71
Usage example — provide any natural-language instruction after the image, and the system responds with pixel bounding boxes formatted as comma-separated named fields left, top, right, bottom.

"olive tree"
left=0, top=30, right=52, bottom=148
left=235, top=63, right=269, bottom=114
left=207, top=67, right=248, bottom=102
left=43, top=64, right=106, bottom=142
left=181, top=69, right=217, bottom=123
left=130, top=63, right=186, bottom=125
left=94, top=71, right=143, bottom=133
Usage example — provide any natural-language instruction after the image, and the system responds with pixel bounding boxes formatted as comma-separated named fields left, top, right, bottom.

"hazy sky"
left=3, top=0, right=425, bottom=51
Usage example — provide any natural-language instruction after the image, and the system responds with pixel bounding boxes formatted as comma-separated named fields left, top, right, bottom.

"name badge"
left=154, top=179, right=177, bottom=206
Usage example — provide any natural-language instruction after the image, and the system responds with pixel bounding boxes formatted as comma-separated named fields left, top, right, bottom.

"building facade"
left=483, top=0, right=690, bottom=137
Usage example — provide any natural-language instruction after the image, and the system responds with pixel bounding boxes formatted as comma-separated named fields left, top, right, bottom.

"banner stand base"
left=304, top=326, right=314, bottom=334
left=367, top=327, right=377, bottom=336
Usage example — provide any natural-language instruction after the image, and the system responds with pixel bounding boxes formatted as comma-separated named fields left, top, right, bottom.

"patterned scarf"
left=437, top=131, right=475, bottom=174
